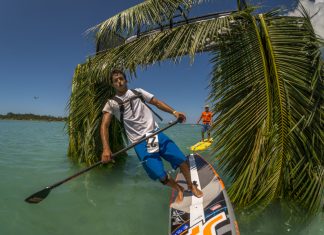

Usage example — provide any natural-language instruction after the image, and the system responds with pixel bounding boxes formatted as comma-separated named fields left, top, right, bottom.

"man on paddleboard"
left=197, top=105, right=213, bottom=142
left=100, top=69, right=203, bottom=202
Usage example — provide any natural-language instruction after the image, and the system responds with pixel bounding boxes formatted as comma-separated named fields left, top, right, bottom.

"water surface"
left=0, top=120, right=322, bottom=235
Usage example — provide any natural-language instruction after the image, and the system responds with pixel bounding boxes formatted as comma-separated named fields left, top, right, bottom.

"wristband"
left=172, top=110, right=177, bottom=115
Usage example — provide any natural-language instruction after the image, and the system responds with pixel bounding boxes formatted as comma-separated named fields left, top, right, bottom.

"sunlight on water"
left=0, top=120, right=323, bottom=235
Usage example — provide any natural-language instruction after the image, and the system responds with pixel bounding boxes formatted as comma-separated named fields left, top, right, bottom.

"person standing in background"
left=197, top=105, right=213, bottom=142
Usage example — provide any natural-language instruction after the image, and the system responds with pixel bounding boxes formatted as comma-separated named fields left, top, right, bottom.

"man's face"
left=205, top=107, right=209, bottom=112
left=111, top=73, right=127, bottom=93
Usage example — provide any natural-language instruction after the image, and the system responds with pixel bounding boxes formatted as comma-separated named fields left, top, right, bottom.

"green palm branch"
left=88, top=0, right=197, bottom=50
left=68, top=1, right=323, bottom=213
left=67, top=62, right=125, bottom=165
left=210, top=8, right=323, bottom=213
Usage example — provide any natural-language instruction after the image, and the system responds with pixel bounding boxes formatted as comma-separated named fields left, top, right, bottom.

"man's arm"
left=100, top=112, right=114, bottom=163
left=149, top=97, right=186, bottom=123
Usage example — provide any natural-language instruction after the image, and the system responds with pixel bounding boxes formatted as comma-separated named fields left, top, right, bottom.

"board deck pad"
left=169, top=153, right=240, bottom=235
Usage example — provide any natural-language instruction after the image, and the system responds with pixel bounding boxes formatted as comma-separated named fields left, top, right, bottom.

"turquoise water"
left=0, top=120, right=323, bottom=235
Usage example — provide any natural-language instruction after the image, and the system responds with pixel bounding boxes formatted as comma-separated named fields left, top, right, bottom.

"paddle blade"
left=25, top=187, right=51, bottom=204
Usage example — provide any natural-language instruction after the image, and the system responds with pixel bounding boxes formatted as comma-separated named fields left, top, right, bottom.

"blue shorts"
left=134, top=132, right=186, bottom=181
left=201, top=124, right=211, bottom=133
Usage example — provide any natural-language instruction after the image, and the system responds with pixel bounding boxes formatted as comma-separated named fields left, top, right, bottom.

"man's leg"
left=134, top=141, right=186, bottom=202
left=140, top=157, right=185, bottom=203
left=158, top=132, right=203, bottom=199
left=179, top=162, right=203, bottom=198
left=161, top=175, right=184, bottom=203
left=201, top=125, right=205, bottom=141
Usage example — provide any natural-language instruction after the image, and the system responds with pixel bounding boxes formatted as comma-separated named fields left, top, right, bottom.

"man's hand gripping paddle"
left=25, top=119, right=181, bottom=204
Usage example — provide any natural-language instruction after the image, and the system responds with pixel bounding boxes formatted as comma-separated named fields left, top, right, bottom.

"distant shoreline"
left=0, top=113, right=67, bottom=122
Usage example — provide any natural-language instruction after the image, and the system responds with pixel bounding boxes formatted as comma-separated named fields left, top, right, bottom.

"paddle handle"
left=49, top=119, right=180, bottom=189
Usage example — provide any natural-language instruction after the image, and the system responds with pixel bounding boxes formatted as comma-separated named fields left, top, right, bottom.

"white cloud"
left=287, top=0, right=324, bottom=39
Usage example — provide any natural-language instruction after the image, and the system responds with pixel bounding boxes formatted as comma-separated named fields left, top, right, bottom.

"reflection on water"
left=0, top=120, right=323, bottom=235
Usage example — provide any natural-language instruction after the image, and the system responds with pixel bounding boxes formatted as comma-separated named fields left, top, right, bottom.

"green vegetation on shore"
left=0, top=112, right=67, bottom=121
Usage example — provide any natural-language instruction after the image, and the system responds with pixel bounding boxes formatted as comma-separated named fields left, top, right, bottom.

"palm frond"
left=89, top=0, right=202, bottom=49
left=67, top=1, right=324, bottom=214
left=86, top=9, right=246, bottom=82
left=262, top=8, right=324, bottom=212
left=209, top=8, right=324, bottom=213
left=209, top=11, right=276, bottom=209
left=67, top=62, right=126, bottom=164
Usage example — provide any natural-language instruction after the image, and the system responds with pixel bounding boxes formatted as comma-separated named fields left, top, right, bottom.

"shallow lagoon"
left=0, top=120, right=322, bottom=235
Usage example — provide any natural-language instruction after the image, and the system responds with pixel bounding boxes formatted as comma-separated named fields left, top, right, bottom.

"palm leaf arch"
left=68, top=0, right=324, bottom=213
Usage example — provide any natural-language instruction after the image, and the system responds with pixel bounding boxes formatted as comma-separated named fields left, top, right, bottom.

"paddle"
left=25, top=119, right=180, bottom=204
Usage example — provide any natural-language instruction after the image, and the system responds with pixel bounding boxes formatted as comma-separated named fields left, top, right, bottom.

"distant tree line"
left=0, top=112, right=67, bottom=121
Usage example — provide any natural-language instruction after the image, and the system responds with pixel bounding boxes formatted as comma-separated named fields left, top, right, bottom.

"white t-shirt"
left=102, top=88, right=159, bottom=143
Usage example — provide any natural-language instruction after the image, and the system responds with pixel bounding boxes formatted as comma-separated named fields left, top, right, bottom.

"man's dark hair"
left=110, top=69, right=126, bottom=82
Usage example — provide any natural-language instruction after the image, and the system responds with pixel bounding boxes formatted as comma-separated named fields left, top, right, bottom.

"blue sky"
left=0, top=0, right=301, bottom=123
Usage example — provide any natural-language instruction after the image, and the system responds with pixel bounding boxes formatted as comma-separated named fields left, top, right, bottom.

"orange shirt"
left=201, top=111, right=212, bottom=124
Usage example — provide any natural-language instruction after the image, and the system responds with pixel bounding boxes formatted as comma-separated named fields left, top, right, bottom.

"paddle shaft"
left=47, top=119, right=179, bottom=190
